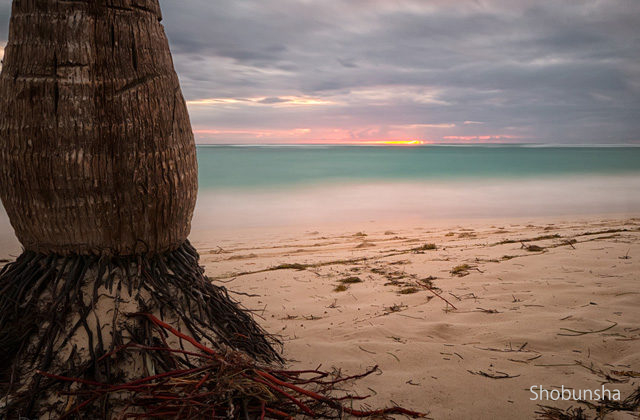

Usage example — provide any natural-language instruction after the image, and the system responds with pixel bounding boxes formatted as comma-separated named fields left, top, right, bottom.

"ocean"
left=1, top=145, right=640, bottom=252
left=191, top=145, right=640, bottom=230
left=197, top=145, right=640, bottom=189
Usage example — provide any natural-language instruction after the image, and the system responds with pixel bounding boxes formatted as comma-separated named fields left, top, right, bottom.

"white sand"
left=192, top=215, right=640, bottom=419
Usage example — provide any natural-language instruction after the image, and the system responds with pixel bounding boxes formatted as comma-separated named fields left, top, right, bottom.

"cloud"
left=187, top=95, right=334, bottom=107
left=156, top=0, right=640, bottom=144
left=1, top=1, right=639, bottom=143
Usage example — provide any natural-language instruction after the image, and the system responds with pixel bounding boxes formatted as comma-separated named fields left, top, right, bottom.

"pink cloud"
left=442, top=135, right=520, bottom=141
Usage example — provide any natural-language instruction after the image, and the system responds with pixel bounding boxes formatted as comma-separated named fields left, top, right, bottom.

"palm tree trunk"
left=0, top=0, right=196, bottom=255
left=0, top=1, right=280, bottom=417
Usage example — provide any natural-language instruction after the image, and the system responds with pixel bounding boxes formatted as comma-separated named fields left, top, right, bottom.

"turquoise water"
left=197, top=145, right=640, bottom=190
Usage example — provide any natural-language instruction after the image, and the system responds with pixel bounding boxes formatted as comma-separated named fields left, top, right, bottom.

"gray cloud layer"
left=1, top=0, right=639, bottom=143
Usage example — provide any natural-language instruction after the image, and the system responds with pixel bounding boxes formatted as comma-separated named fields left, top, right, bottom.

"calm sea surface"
left=197, top=145, right=640, bottom=190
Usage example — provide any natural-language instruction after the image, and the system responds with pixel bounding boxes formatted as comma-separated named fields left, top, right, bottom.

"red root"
left=37, top=313, right=427, bottom=419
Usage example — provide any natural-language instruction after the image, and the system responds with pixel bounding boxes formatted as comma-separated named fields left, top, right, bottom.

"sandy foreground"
left=190, top=215, right=640, bottom=419
left=0, top=215, right=638, bottom=419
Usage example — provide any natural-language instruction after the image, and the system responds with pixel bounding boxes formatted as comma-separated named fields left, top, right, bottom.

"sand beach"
left=187, top=215, right=640, bottom=419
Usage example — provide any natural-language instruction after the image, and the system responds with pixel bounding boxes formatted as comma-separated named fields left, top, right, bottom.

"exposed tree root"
left=35, top=313, right=426, bottom=419
left=0, top=241, right=282, bottom=418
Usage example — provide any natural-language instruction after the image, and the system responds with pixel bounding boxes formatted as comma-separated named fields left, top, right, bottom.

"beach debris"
left=522, top=242, right=545, bottom=252
left=385, top=303, right=408, bottom=313
left=353, top=232, right=368, bottom=237
left=211, top=246, right=233, bottom=254
left=498, top=234, right=561, bottom=245
left=338, top=276, right=363, bottom=284
left=417, top=279, right=458, bottom=310
left=280, top=314, right=323, bottom=321
left=508, top=354, right=542, bottom=364
left=535, top=405, right=588, bottom=420
left=326, top=300, right=339, bottom=309
left=450, top=264, right=471, bottom=276
left=412, top=243, right=437, bottom=252
left=388, top=259, right=410, bottom=265
left=619, top=248, right=631, bottom=259
left=450, top=263, right=476, bottom=276
left=475, top=307, right=500, bottom=314
left=474, top=342, right=532, bottom=353
left=575, top=360, right=628, bottom=383
left=387, top=352, right=400, bottom=362
left=582, top=228, right=630, bottom=236
left=398, top=287, right=420, bottom=295
left=36, top=313, right=425, bottom=419
left=557, top=321, right=617, bottom=336
left=359, top=345, right=376, bottom=354
left=272, top=263, right=308, bottom=270
left=334, top=276, right=363, bottom=292
left=467, top=370, right=520, bottom=379
left=536, top=386, right=640, bottom=420
left=228, top=289, right=261, bottom=298
left=611, top=370, right=640, bottom=378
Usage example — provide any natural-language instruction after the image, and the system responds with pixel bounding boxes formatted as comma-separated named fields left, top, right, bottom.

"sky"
left=1, top=0, right=639, bottom=144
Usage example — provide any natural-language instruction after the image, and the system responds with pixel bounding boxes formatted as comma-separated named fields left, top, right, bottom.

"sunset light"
left=359, top=140, right=425, bottom=145
left=187, top=95, right=334, bottom=107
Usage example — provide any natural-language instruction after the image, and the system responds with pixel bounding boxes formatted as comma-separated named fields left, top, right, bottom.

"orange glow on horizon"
left=357, top=140, right=426, bottom=145
left=192, top=126, right=520, bottom=145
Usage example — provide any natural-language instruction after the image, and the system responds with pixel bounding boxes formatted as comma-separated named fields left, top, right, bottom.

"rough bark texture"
left=0, top=2, right=283, bottom=417
left=0, top=0, right=197, bottom=256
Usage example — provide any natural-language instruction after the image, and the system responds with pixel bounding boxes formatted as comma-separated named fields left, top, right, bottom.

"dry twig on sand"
left=417, top=279, right=458, bottom=310
left=557, top=322, right=617, bottom=336
left=467, top=370, right=520, bottom=379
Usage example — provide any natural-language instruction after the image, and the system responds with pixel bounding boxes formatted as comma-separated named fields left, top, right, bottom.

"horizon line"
left=194, top=142, right=640, bottom=147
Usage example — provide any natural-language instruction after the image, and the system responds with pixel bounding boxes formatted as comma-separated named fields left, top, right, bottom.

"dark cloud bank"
left=1, top=0, right=639, bottom=143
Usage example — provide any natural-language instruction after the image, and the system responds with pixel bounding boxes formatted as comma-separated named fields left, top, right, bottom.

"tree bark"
left=0, top=0, right=198, bottom=256
left=0, top=2, right=281, bottom=417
